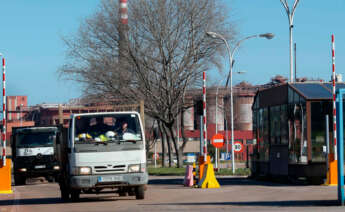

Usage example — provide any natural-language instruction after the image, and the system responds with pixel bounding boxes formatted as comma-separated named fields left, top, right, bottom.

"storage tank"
left=233, top=83, right=256, bottom=131
left=183, top=98, right=194, bottom=130
left=206, top=88, right=224, bottom=131
left=215, top=91, right=225, bottom=131
left=234, top=93, right=255, bottom=131
left=206, top=89, right=217, bottom=128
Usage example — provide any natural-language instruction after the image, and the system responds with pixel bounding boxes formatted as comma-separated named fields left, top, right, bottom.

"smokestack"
left=119, top=0, right=128, bottom=25
left=119, top=0, right=129, bottom=65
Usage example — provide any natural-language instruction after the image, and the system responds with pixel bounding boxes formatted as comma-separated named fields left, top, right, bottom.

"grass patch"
left=148, top=167, right=186, bottom=176
left=215, top=168, right=251, bottom=176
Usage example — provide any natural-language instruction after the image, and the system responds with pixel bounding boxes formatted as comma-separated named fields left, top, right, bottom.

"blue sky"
left=0, top=1, right=99, bottom=105
left=0, top=1, right=345, bottom=105
left=225, top=0, right=345, bottom=86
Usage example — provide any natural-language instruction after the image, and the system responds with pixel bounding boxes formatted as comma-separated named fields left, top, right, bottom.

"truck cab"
left=11, top=126, right=60, bottom=185
left=58, top=112, right=148, bottom=201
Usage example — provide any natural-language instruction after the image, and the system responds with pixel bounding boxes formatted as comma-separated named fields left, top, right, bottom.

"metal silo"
left=233, top=83, right=256, bottom=131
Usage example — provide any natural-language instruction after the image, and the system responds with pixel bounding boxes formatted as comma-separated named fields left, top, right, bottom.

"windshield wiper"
left=17, top=145, right=31, bottom=148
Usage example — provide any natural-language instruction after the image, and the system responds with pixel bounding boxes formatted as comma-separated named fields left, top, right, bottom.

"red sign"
left=152, top=153, right=159, bottom=160
left=233, top=141, right=244, bottom=153
left=211, top=133, right=224, bottom=148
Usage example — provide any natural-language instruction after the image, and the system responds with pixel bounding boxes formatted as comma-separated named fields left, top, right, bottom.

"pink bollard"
left=183, top=165, right=194, bottom=187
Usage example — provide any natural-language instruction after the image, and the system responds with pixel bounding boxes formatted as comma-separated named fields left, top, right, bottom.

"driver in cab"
left=117, top=121, right=135, bottom=137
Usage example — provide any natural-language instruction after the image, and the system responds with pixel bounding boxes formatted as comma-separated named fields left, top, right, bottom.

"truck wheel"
left=47, top=176, right=55, bottom=183
left=308, top=177, right=324, bottom=185
left=118, top=187, right=128, bottom=196
left=61, top=188, right=70, bottom=201
left=71, top=189, right=80, bottom=202
left=14, top=174, right=26, bottom=186
left=119, top=191, right=127, bottom=197
left=135, top=186, right=145, bottom=200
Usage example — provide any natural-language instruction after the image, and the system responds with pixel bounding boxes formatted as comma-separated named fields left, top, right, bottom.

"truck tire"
left=118, top=187, right=128, bottom=196
left=47, top=176, right=55, bottom=183
left=71, top=189, right=80, bottom=202
left=60, top=188, right=70, bottom=201
left=135, top=185, right=145, bottom=200
left=307, top=177, right=324, bottom=185
left=119, top=191, right=127, bottom=197
left=14, top=174, right=26, bottom=186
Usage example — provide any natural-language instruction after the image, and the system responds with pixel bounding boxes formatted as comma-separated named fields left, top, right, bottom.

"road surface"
left=0, top=176, right=342, bottom=212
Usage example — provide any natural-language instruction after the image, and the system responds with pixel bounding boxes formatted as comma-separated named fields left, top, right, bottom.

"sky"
left=226, top=0, right=345, bottom=86
left=0, top=1, right=345, bottom=105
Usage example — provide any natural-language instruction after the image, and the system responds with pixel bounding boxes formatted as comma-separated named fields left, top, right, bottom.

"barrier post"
left=0, top=55, right=11, bottom=193
left=192, top=162, right=197, bottom=186
left=0, top=159, right=12, bottom=193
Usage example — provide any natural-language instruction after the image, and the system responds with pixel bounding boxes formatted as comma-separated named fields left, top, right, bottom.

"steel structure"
left=206, top=31, right=274, bottom=173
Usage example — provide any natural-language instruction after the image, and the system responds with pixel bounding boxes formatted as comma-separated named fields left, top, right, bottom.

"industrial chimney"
left=119, top=0, right=129, bottom=62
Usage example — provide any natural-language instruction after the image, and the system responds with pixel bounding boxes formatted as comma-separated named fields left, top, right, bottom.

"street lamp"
left=206, top=31, right=274, bottom=173
left=215, top=71, right=246, bottom=169
left=280, top=0, right=300, bottom=83
left=215, top=78, right=227, bottom=169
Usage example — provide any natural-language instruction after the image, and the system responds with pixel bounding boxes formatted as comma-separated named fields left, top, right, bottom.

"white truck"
left=57, top=112, right=148, bottom=201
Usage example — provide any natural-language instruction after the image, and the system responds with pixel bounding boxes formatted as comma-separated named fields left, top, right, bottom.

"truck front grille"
left=94, top=165, right=126, bottom=173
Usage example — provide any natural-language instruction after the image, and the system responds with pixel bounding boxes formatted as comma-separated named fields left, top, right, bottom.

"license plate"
left=35, top=165, right=46, bottom=169
left=98, top=176, right=123, bottom=182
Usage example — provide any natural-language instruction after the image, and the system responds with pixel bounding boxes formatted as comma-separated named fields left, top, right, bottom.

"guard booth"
left=251, top=82, right=345, bottom=184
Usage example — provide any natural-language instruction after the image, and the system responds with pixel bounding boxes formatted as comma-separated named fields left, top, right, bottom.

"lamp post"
left=280, top=0, right=300, bottom=83
left=215, top=71, right=245, bottom=169
left=206, top=32, right=274, bottom=173
left=215, top=80, right=225, bottom=169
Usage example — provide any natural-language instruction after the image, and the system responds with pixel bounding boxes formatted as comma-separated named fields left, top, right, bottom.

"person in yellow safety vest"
left=75, top=117, right=93, bottom=141
left=77, top=133, right=92, bottom=141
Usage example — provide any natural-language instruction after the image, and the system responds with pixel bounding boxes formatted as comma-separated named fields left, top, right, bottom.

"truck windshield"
left=17, top=132, right=55, bottom=148
left=74, top=113, right=143, bottom=145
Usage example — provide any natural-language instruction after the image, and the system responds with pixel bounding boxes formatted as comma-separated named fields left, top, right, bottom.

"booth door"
left=269, top=145, right=288, bottom=176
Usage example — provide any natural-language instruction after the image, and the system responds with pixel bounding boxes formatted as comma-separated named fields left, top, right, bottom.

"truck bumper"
left=14, top=166, right=60, bottom=178
left=70, top=172, right=148, bottom=189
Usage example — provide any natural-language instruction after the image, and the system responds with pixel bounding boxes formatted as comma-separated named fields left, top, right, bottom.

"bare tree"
left=60, top=0, right=236, bottom=167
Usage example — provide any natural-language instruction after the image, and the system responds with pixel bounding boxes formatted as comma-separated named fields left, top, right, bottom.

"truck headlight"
left=53, top=165, right=60, bottom=170
left=128, top=164, right=140, bottom=173
left=79, top=167, right=91, bottom=175
left=72, top=166, right=91, bottom=175
left=18, top=168, right=27, bottom=172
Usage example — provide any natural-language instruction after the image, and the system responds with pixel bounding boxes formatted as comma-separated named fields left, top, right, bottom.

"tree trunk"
left=162, top=124, right=172, bottom=167
left=179, top=107, right=186, bottom=167
left=168, top=125, right=181, bottom=168
left=179, top=105, right=192, bottom=166
left=158, top=121, right=166, bottom=167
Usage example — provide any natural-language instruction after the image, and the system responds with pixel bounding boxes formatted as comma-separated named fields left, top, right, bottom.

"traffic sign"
left=225, top=153, right=231, bottom=160
left=221, top=152, right=231, bottom=160
left=152, top=153, right=159, bottom=160
left=211, top=133, right=224, bottom=148
left=233, top=141, right=244, bottom=153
